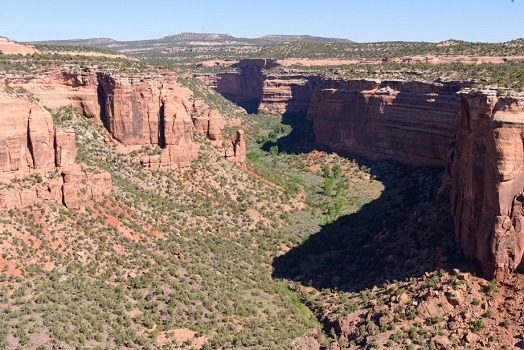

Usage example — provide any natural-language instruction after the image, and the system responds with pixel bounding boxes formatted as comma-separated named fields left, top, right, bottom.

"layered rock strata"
left=309, top=80, right=524, bottom=278
left=447, top=91, right=524, bottom=279
left=308, top=79, right=467, bottom=167
left=4, top=71, right=101, bottom=118
left=97, top=74, right=199, bottom=169
left=0, top=92, right=111, bottom=209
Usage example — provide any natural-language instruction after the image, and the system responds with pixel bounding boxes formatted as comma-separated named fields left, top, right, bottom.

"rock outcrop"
left=0, top=37, right=39, bottom=55
left=447, top=90, right=524, bottom=279
left=192, top=109, right=226, bottom=141
left=55, top=128, right=77, bottom=167
left=232, top=130, right=246, bottom=164
left=0, top=93, right=55, bottom=173
left=96, top=74, right=199, bottom=169
left=0, top=92, right=111, bottom=209
left=308, top=79, right=467, bottom=167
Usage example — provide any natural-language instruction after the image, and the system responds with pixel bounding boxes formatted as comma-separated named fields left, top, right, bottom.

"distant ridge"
left=258, top=35, right=352, bottom=44
left=27, top=32, right=353, bottom=54
left=32, top=38, right=117, bottom=46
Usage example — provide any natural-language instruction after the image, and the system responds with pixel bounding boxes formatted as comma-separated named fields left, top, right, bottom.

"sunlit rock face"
left=309, top=79, right=464, bottom=167
left=447, top=91, right=524, bottom=279
left=0, top=92, right=111, bottom=209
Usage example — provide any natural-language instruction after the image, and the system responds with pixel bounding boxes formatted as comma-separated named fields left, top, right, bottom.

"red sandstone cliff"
left=4, top=71, right=101, bottom=118
left=6, top=70, right=243, bottom=169
left=308, top=80, right=524, bottom=278
left=447, top=90, right=524, bottom=279
left=0, top=92, right=111, bottom=209
left=308, top=79, right=466, bottom=167
left=96, top=74, right=200, bottom=169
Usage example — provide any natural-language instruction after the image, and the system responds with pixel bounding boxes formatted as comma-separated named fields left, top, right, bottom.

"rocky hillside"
left=0, top=37, right=39, bottom=55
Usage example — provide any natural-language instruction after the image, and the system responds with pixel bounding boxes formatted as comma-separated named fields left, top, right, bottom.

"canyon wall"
left=199, top=62, right=464, bottom=167
left=5, top=70, right=243, bottom=169
left=308, top=79, right=467, bottom=167
left=203, top=65, right=524, bottom=279
left=0, top=92, right=111, bottom=209
left=7, top=62, right=524, bottom=279
left=197, top=59, right=319, bottom=115
left=306, top=79, right=524, bottom=278
left=446, top=91, right=524, bottom=279
left=5, top=72, right=199, bottom=169
left=97, top=74, right=199, bottom=169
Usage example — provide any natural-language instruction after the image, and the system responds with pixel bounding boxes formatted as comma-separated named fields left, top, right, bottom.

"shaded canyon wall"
left=308, top=79, right=466, bottom=167
left=196, top=59, right=319, bottom=115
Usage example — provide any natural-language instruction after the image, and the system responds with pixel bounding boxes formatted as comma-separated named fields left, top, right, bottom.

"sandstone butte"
left=199, top=58, right=524, bottom=280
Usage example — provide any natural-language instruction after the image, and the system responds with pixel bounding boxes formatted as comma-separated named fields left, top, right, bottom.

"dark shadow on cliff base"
left=158, top=103, right=166, bottom=149
left=272, top=164, right=479, bottom=293
left=257, top=76, right=320, bottom=154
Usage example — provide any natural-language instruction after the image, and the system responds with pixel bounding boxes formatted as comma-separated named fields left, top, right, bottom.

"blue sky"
left=3, top=0, right=523, bottom=43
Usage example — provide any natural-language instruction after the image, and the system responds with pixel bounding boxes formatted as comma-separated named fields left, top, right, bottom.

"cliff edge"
left=447, top=90, right=524, bottom=279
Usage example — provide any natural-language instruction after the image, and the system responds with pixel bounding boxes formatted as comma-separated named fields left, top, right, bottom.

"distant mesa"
left=161, top=33, right=236, bottom=41
left=257, top=34, right=352, bottom=44
left=25, top=37, right=117, bottom=47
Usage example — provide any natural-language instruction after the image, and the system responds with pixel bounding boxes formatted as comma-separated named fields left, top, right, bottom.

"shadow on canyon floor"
left=235, top=97, right=262, bottom=115
left=261, top=111, right=316, bottom=154
left=272, top=163, right=480, bottom=293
